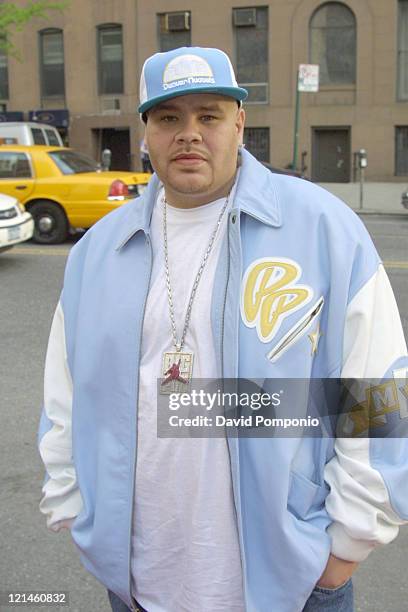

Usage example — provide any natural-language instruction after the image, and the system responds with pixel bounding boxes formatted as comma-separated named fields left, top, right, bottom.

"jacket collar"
left=115, top=173, right=160, bottom=250
left=116, top=147, right=282, bottom=250
left=233, top=147, right=282, bottom=227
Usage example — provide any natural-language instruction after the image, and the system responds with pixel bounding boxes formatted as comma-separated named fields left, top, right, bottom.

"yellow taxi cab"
left=0, top=145, right=151, bottom=243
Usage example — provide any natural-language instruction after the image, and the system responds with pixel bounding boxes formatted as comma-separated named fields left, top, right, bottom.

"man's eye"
left=161, top=115, right=177, bottom=122
left=201, top=115, right=216, bottom=122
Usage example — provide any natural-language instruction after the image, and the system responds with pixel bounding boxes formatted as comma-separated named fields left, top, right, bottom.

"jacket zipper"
left=220, top=224, right=230, bottom=380
left=222, top=212, right=249, bottom=610
left=128, top=233, right=153, bottom=612
left=266, top=296, right=324, bottom=363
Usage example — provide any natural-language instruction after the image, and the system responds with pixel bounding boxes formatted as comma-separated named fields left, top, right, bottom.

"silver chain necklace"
left=160, top=190, right=232, bottom=394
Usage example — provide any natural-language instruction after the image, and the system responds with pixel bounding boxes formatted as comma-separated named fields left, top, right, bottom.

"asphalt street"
left=0, top=214, right=407, bottom=612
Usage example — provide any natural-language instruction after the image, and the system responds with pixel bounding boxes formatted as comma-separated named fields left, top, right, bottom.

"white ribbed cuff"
left=40, top=486, right=82, bottom=531
left=328, top=522, right=376, bottom=562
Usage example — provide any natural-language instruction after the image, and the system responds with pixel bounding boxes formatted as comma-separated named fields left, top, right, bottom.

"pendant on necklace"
left=160, top=350, right=194, bottom=395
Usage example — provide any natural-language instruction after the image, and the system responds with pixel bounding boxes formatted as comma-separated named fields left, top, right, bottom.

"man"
left=38, top=47, right=408, bottom=612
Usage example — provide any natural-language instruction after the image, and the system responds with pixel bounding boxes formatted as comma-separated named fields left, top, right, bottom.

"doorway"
left=93, top=127, right=131, bottom=171
left=312, top=127, right=351, bottom=182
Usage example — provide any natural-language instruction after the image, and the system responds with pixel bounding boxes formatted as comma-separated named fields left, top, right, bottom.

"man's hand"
left=50, top=518, right=75, bottom=532
left=316, top=554, right=358, bottom=589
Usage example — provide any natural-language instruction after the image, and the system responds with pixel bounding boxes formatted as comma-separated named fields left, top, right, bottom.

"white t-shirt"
left=130, top=186, right=245, bottom=612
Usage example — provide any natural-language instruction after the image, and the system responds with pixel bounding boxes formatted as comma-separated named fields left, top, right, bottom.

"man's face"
left=145, top=93, right=245, bottom=207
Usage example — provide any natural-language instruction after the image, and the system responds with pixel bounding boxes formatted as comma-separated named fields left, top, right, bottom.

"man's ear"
left=236, top=108, right=245, bottom=145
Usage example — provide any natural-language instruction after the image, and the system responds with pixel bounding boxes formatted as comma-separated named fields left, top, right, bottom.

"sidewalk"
left=317, top=182, right=408, bottom=216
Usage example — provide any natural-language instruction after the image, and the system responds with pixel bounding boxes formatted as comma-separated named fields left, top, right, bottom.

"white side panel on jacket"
left=39, top=301, right=82, bottom=531
left=324, top=265, right=408, bottom=561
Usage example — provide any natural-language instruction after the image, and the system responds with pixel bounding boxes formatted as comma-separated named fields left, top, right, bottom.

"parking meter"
left=358, top=149, right=367, bottom=168
left=357, top=149, right=367, bottom=210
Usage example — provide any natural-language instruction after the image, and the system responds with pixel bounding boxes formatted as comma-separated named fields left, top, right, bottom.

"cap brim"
left=138, top=85, right=248, bottom=114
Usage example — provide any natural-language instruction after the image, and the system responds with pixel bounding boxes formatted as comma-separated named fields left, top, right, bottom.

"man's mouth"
left=173, top=153, right=206, bottom=165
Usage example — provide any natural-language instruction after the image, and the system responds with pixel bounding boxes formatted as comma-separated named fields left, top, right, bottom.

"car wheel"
left=29, top=201, right=69, bottom=244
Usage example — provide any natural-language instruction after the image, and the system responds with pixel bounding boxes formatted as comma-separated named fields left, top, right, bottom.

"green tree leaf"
left=0, top=1, right=69, bottom=57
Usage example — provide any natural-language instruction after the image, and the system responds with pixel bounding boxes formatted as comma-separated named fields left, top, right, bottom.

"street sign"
left=292, top=64, right=319, bottom=171
left=298, top=64, right=319, bottom=92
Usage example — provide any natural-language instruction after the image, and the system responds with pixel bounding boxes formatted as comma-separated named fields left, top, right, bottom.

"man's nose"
left=175, top=116, right=203, bottom=144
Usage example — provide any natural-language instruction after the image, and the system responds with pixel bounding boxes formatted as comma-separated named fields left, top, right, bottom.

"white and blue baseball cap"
left=139, top=47, right=248, bottom=115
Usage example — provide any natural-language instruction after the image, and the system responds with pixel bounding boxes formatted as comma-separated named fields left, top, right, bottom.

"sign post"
left=292, top=64, right=319, bottom=171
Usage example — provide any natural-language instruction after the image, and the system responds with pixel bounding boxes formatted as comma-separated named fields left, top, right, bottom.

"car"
left=0, top=122, right=63, bottom=146
left=0, top=193, right=34, bottom=253
left=0, top=145, right=151, bottom=244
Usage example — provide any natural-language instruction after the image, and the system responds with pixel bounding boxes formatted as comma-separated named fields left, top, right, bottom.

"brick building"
left=1, top=0, right=408, bottom=181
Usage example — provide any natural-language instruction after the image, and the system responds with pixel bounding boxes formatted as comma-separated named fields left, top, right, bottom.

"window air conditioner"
left=165, top=12, right=190, bottom=32
left=233, top=8, right=257, bottom=27
left=101, top=98, right=121, bottom=115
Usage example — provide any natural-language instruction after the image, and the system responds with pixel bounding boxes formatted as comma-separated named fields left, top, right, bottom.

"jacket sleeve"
left=38, top=300, right=83, bottom=531
left=324, top=264, right=408, bottom=562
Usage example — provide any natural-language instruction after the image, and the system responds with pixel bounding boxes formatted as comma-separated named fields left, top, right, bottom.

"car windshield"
left=48, top=150, right=99, bottom=174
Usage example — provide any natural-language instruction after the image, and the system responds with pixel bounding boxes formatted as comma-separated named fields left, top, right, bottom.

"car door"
left=0, top=151, right=35, bottom=201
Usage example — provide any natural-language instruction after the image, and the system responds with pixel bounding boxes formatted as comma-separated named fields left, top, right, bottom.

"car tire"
left=29, top=200, right=69, bottom=244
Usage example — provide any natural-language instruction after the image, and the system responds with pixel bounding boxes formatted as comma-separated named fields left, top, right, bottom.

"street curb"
left=351, top=209, right=408, bottom=219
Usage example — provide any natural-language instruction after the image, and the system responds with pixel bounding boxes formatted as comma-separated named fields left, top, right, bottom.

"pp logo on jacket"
left=241, top=258, right=313, bottom=342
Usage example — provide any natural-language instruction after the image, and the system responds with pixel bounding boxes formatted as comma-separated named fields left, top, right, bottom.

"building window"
left=0, top=43, right=8, bottom=100
left=97, top=24, right=124, bottom=95
left=233, top=7, right=268, bottom=103
left=158, top=12, right=191, bottom=51
left=398, top=1, right=408, bottom=100
left=40, top=29, right=65, bottom=98
left=244, top=127, right=269, bottom=162
left=310, top=2, right=356, bottom=86
left=396, top=127, right=408, bottom=175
